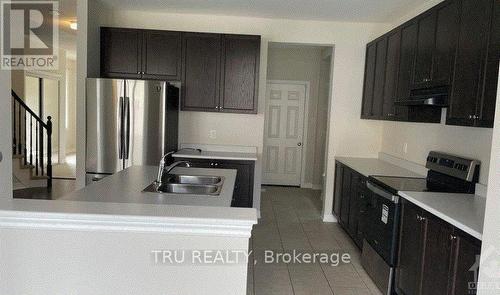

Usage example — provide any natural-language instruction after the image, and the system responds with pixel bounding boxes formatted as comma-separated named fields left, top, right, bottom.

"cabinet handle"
left=214, top=163, right=219, bottom=167
left=360, top=195, right=365, bottom=199
left=450, top=234, right=457, bottom=241
left=215, top=106, right=219, bottom=110
left=220, top=106, right=224, bottom=111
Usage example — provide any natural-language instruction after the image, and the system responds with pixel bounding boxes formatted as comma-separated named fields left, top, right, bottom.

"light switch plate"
left=209, top=130, right=217, bottom=139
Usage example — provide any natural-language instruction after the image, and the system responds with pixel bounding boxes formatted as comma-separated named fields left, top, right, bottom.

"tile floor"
left=247, top=186, right=382, bottom=295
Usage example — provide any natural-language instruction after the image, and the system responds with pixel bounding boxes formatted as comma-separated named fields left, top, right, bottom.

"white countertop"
left=336, top=157, right=425, bottom=178
left=173, top=150, right=258, bottom=161
left=62, top=166, right=237, bottom=207
left=0, top=166, right=258, bottom=237
left=399, top=191, right=485, bottom=240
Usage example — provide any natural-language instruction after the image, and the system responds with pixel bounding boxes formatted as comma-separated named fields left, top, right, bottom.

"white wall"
left=266, top=45, right=330, bottom=187
left=478, top=67, right=500, bottom=295
left=66, top=59, right=77, bottom=153
left=382, top=120, right=493, bottom=184
left=0, top=67, right=12, bottom=199
left=0, top=228, right=250, bottom=295
left=100, top=9, right=385, bottom=219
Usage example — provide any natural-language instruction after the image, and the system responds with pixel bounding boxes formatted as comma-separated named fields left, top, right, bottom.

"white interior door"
left=263, top=82, right=306, bottom=186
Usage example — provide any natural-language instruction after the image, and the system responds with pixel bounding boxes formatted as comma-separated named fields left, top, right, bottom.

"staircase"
left=11, top=90, right=53, bottom=191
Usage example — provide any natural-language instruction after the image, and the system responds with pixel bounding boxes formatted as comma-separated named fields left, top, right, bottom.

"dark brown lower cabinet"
left=396, top=199, right=481, bottom=295
left=448, top=229, right=482, bottom=295
left=333, top=161, right=367, bottom=248
left=396, top=201, right=426, bottom=295
left=175, top=157, right=255, bottom=208
left=420, top=212, right=454, bottom=295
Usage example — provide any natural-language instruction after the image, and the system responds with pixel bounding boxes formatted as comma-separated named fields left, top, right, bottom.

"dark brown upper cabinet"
left=448, top=0, right=499, bottom=128
left=372, top=38, right=388, bottom=118
left=361, top=0, right=498, bottom=127
left=413, top=11, right=437, bottom=88
left=412, top=0, right=459, bottom=89
left=101, top=27, right=181, bottom=80
left=361, top=37, right=388, bottom=120
left=361, top=42, right=377, bottom=119
left=101, top=28, right=142, bottom=79
left=382, top=29, right=403, bottom=120
left=181, top=33, right=260, bottom=114
left=220, top=35, right=260, bottom=114
left=396, top=21, right=418, bottom=103
left=181, top=32, right=222, bottom=112
left=142, top=30, right=182, bottom=80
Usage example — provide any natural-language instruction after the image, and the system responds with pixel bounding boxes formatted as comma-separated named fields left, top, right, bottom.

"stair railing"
left=11, top=90, right=52, bottom=189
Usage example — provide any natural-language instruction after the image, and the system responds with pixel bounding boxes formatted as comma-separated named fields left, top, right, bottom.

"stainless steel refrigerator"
left=85, top=78, right=179, bottom=184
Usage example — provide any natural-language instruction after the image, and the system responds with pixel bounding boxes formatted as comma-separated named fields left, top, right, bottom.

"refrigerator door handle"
left=118, top=96, right=124, bottom=160
left=124, top=96, right=131, bottom=159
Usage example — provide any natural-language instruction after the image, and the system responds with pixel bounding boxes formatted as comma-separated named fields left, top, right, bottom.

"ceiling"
left=98, top=0, right=426, bottom=23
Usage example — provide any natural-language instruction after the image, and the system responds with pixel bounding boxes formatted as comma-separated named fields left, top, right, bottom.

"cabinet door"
left=348, top=172, right=360, bottom=240
left=372, top=38, right=388, bottom=118
left=476, top=0, right=500, bottom=128
left=142, top=30, right=181, bottom=80
left=420, top=212, right=454, bottom=295
left=220, top=35, right=260, bottom=114
left=382, top=29, right=404, bottom=120
left=219, top=161, right=254, bottom=208
left=340, top=168, right=352, bottom=226
left=396, top=200, right=425, bottom=295
left=413, top=11, right=437, bottom=88
left=448, top=230, right=481, bottom=295
left=396, top=22, right=418, bottom=102
left=448, top=0, right=493, bottom=126
left=361, top=42, right=377, bottom=118
left=432, top=0, right=460, bottom=85
left=181, top=33, right=222, bottom=112
left=101, top=28, right=142, bottom=78
left=333, top=162, right=344, bottom=216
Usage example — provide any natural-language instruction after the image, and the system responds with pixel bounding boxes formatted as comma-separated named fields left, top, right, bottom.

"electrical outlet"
left=403, top=142, right=408, bottom=154
left=209, top=130, right=217, bottom=140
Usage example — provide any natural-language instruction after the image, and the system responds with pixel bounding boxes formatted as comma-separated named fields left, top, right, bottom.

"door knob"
left=297, top=142, right=302, bottom=147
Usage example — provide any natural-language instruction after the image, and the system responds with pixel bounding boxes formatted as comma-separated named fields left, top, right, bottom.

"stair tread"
left=13, top=154, right=24, bottom=159
left=31, top=175, right=49, bottom=180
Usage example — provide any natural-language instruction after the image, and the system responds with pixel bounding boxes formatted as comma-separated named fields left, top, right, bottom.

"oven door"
left=364, top=181, right=401, bottom=266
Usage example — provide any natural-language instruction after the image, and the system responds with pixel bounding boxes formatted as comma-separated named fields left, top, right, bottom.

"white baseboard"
left=322, top=213, right=338, bottom=223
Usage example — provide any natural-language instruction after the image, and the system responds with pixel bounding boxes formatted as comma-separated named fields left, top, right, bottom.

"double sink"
left=143, top=174, right=224, bottom=196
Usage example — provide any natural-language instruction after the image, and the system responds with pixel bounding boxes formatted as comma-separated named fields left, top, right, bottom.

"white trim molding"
left=322, top=213, right=338, bottom=223
left=0, top=210, right=255, bottom=238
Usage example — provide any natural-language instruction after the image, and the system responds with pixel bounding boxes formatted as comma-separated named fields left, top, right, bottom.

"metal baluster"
left=18, top=101, right=22, bottom=155
left=35, top=122, right=39, bottom=176
left=13, top=101, right=16, bottom=155
left=40, top=122, right=44, bottom=176
left=30, top=115, right=33, bottom=166
left=47, top=116, right=52, bottom=188
left=23, top=110, right=27, bottom=166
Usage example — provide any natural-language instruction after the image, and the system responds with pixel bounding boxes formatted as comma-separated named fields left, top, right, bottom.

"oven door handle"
left=367, top=181, right=400, bottom=203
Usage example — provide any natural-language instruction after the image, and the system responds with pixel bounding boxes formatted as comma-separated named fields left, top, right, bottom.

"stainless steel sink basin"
left=165, top=175, right=222, bottom=185
left=143, top=174, right=224, bottom=196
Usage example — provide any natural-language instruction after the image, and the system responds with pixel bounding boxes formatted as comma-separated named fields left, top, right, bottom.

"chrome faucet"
left=155, top=151, right=191, bottom=185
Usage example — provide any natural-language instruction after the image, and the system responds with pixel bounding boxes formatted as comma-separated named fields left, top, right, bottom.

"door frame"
left=264, top=80, right=310, bottom=187
left=24, top=71, right=65, bottom=164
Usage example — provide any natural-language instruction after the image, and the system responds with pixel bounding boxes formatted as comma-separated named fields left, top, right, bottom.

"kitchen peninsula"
left=0, top=166, right=257, bottom=295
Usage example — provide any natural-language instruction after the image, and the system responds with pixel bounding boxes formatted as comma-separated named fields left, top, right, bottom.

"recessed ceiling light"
left=70, top=21, right=77, bottom=30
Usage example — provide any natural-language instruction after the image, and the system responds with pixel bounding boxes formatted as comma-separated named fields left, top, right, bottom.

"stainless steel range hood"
left=394, top=86, right=449, bottom=107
